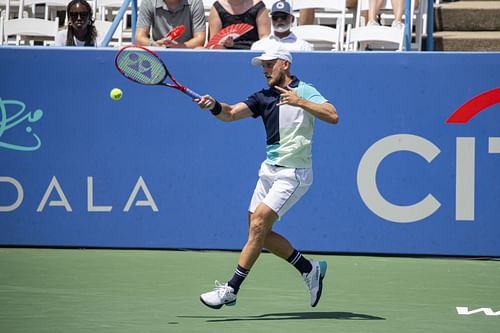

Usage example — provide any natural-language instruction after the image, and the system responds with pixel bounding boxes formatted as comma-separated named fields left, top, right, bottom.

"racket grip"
left=183, top=88, right=201, bottom=100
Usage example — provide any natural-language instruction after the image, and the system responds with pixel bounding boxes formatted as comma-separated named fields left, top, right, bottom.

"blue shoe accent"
left=319, top=261, right=328, bottom=278
left=312, top=261, right=327, bottom=307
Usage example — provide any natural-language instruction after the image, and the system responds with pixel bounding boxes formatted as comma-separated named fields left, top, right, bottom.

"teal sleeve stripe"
left=298, top=82, right=328, bottom=104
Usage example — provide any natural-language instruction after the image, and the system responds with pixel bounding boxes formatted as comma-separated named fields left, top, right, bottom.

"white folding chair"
left=344, top=24, right=405, bottom=51
left=0, top=0, right=27, bottom=20
left=24, top=0, right=68, bottom=20
left=293, top=0, right=349, bottom=30
left=2, top=16, right=59, bottom=45
left=356, top=0, right=425, bottom=50
left=94, top=18, right=123, bottom=46
left=291, top=24, right=342, bottom=50
left=95, top=0, right=132, bottom=43
left=292, top=0, right=347, bottom=50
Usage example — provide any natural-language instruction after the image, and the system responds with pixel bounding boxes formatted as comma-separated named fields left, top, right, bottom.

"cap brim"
left=251, top=55, right=278, bottom=66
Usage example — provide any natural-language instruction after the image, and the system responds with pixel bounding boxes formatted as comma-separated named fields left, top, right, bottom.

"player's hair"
left=66, top=0, right=97, bottom=46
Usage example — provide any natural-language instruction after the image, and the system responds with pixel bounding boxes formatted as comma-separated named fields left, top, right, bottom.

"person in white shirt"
left=55, top=0, right=103, bottom=46
left=251, top=0, right=312, bottom=51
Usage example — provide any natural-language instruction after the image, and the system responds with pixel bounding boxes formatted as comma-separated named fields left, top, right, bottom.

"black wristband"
left=211, top=101, right=222, bottom=116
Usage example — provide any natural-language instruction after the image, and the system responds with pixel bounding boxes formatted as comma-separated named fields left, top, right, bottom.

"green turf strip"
left=0, top=248, right=499, bottom=333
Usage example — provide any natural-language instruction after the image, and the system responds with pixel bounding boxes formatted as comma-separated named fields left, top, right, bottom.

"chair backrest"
left=292, top=0, right=347, bottom=46
left=355, top=0, right=425, bottom=50
left=3, top=17, right=59, bottom=45
left=94, top=18, right=123, bottom=46
left=291, top=24, right=342, bottom=51
left=96, top=0, right=126, bottom=7
left=1, top=0, right=28, bottom=20
left=292, top=0, right=345, bottom=11
left=344, top=24, right=405, bottom=51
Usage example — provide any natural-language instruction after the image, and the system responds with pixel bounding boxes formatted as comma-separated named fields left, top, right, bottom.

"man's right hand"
left=196, top=95, right=216, bottom=110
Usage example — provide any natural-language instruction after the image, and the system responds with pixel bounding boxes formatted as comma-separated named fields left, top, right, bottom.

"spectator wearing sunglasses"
left=55, top=0, right=101, bottom=46
left=251, top=0, right=312, bottom=51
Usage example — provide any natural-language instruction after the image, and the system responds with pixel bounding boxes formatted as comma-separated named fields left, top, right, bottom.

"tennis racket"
left=114, top=45, right=201, bottom=99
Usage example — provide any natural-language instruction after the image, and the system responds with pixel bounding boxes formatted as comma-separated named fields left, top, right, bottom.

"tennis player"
left=196, top=47, right=338, bottom=309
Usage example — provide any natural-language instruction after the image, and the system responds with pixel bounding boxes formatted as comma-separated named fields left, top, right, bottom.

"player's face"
left=262, top=59, right=287, bottom=88
left=271, top=13, right=293, bottom=33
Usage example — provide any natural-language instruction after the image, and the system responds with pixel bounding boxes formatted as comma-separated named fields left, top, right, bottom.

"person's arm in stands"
left=208, top=6, right=223, bottom=42
left=163, top=31, right=206, bottom=48
left=135, top=0, right=155, bottom=46
left=255, top=5, right=271, bottom=39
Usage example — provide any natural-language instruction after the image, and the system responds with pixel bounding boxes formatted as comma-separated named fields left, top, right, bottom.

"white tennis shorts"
left=249, top=162, right=313, bottom=219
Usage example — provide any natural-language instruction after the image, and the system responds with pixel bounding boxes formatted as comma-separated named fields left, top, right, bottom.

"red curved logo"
left=446, top=88, right=500, bottom=124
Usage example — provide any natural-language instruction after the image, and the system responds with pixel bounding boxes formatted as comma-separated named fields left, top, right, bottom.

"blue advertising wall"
left=1, top=47, right=499, bottom=256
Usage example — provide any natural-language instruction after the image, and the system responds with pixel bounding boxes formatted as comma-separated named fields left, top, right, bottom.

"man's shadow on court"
left=178, top=311, right=386, bottom=322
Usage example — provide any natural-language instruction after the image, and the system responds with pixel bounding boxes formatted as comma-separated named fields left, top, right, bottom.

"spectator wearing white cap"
left=196, top=47, right=338, bottom=310
left=251, top=0, right=312, bottom=51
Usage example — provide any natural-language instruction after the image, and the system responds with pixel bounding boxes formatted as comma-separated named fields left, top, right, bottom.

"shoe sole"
left=199, top=297, right=236, bottom=310
left=311, top=261, right=327, bottom=307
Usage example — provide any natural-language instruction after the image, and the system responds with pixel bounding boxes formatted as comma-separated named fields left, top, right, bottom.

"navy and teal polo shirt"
left=243, top=76, right=328, bottom=168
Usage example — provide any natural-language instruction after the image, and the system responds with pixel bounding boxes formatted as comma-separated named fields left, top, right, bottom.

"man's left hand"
left=275, top=86, right=300, bottom=106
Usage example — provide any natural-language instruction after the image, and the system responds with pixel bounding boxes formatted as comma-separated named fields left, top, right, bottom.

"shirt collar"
left=289, top=76, right=300, bottom=88
left=156, top=0, right=188, bottom=10
left=269, top=32, right=297, bottom=42
left=270, top=76, right=300, bottom=95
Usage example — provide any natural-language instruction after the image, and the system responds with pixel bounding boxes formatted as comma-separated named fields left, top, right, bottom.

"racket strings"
left=116, top=48, right=167, bottom=85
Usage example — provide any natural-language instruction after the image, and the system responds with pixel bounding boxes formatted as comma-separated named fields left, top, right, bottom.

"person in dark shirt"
left=208, top=0, right=270, bottom=49
left=196, top=47, right=338, bottom=309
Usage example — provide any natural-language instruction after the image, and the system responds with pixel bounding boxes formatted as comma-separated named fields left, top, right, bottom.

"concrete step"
left=435, top=1, right=500, bottom=31
left=431, top=31, right=500, bottom=51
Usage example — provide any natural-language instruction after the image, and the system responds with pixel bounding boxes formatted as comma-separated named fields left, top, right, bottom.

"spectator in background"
left=55, top=0, right=100, bottom=46
left=136, top=0, right=206, bottom=48
left=298, top=7, right=314, bottom=26
left=252, top=0, right=312, bottom=51
left=368, top=0, right=404, bottom=28
left=208, top=0, right=270, bottom=49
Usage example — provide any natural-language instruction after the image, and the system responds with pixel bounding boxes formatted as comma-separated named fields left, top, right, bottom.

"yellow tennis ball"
left=110, top=88, right=123, bottom=101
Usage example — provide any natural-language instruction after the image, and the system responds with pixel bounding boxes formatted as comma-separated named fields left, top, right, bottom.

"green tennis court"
left=0, top=248, right=498, bottom=333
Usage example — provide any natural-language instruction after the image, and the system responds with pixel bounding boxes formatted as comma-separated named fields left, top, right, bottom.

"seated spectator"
left=368, top=0, right=404, bottom=29
left=208, top=0, right=271, bottom=49
left=55, top=0, right=101, bottom=46
left=136, top=0, right=206, bottom=48
left=251, top=0, right=312, bottom=51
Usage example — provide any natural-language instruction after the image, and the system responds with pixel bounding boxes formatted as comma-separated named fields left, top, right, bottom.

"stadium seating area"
left=1, top=0, right=499, bottom=50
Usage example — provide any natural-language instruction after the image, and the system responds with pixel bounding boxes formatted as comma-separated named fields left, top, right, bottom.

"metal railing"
left=99, top=0, right=136, bottom=47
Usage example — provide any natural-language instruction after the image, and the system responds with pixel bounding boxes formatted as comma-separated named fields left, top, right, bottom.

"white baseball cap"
left=251, top=47, right=293, bottom=66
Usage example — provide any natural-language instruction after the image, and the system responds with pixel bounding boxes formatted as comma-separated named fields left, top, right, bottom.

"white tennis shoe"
left=200, top=281, right=237, bottom=309
left=302, top=260, right=328, bottom=307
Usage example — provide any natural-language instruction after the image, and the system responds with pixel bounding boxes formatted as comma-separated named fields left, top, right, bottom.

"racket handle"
left=183, top=88, right=201, bottom=100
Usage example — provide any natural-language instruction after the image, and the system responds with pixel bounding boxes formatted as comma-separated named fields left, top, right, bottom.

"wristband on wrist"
left=211, top=101, right=222, bottom=116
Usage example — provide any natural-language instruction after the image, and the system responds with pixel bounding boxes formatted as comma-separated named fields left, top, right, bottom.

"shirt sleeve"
left=297, top=82, right=328, bottom=104
left=137, top=0, right=153, bottom=29
left=243, top=92, right=262, bottom=118
left=301, top=40, right=313, bottom=51
left=190, top=0, right=207, bottom=33
left=54, top=30, right=66, bottom=46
